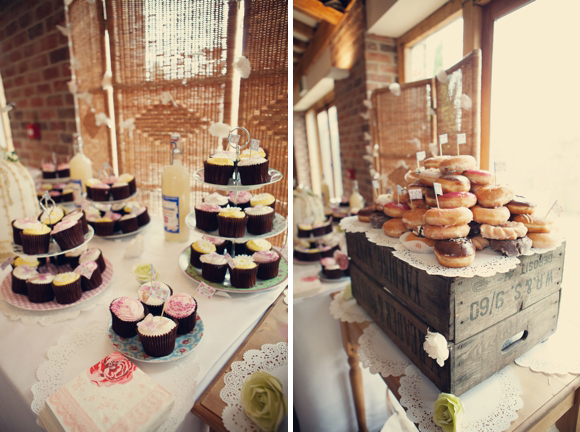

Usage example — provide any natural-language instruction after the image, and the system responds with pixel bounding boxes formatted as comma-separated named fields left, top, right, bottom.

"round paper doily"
left=365, top=228, right=402, bottom=249
left=329, top=290, right=371, bottom=323
left=220, top=342, right=288, bottom=432
left=31, top=320, right=201, bottom=432
left=339, top=217, right=370, bottom=233
left=358, top=324, right=409, bottom=377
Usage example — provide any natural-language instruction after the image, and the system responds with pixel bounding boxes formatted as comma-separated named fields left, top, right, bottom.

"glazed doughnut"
left=471, top=235, right=489, bottom=251
left=393, top=187, right=410, bottom=204
left=409, top=198, right=429, bottom=210
left=407, top=182, right=430, bottom=196
left=475, top=184, right=515, bottom=208
left=438, top=175, right=471, bottom=193
left=527, top=232, right=560, bottom=249
left=471, top=205, right=510, bottom=225
left=402, top=208, right=428, bottom=229
left=463, top=169, right=492, bottom=186
left=423, top=156, right=449, bottom=169
left=357, top=206, right=376, bottom=223
left=382, top=218, right=409, bottom=238
left=438, top=192, right=477, bottom=209
left=480, top=221, right=527, bottom=240
left=470, top=183, right=485, bottom=194
left=438, top=155, right=476, bottom=175
left=419, top=168, right=442, bottom=186
left=512, top=214, right=553, bottom=233
left=383, top=202, right=411, bottom=218
left=375, top=194, right=391, bottom=211
left=399, top=231, right=436, bottom=254
left=507, top=196, right=536, bottom=215
left=404, top=170, right=422, bottom=184
left=434, top=238, right=475, bottom=268
left=490, top=237, right=532, bottom=257
left=424, top=207, right=473, bottom=227
left=423, top=224, right=470, bottom=240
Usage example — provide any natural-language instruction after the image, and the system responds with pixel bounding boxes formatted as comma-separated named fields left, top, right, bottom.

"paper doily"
left=220, top=342, right=288, bottom=432
left=339, top=216, right=370, bottom=233
left=365, top=228, right=402, bottom=249
left=31, top=320, right=201, bottom=432
left=329, top=290, right=371, bottom=323
left=392, top=248, right=520, bottom=278
left=399, top=364, right=523, bottom=432
left=515, top=318, right=580, bottom=375
left=358, top=324, right=409, bottom=377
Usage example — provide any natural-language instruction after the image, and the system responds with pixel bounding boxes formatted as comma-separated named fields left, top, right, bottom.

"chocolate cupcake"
left=79, top=248, right=106, bottom=273
left=41, top=162, right=57, bottom=179
left=190, top=239, right=216, bottom=268
left=93, top=217, right=115, bottom=236
left=203, top=192, right=229, bottom=208
left=90, top=183, right=111, bottom=202
left=240, top=148, right=267, bottom=159
left=203, top=157, right=235, bottom=185
left=57, top=163, right=70, bottom=178
left=297, top=224, right=313, bottom=238
left=230, top=255, right=259, bottom=288
left=246, top=239, right=272, bottom=257
left=137, top=281, right=173, bottom=316
left=51, top=219, right=85, bottom=251
left=237, top=157, right=269, bottom=185
left=194, top=203, right=221, bottom=232
left=136, top=206, right=150, bottom=227
left=39, top=206, right=65, bottom=229
left=200, top=252, right=228, bottom=283
left=75, top=261, right=102, bottom=291
left=137, top=314, right=178, bottom=357
left=21, top=222, right=51, bottom=254
left=110, top=296, right=147, bottom=338
left=60, top=189, right=74, bottom=203
left=52, top=272, right=82, bottom=304
left=321, top=258, right=343, bottom=279
left=118, top=173, right=136, bottom=195
left=85, top=178, right=102, bottom=200
left=119, top=214, right=139, bottom=233
left=245, top=205, right=275, bottom=235
left=62, top=210, right=89, bottom=235
left=253, top=250, right=281, bottom=280
left=250, top=193, right=275, bottom=211
left=228, top=190, right=252, bottom=209
left=217, top=208, right=247, bottom=238
left=293, top=246, right=321, bottom=262
left=312, top=219, right=333, bottom=237
left=12, top=217, right=39, bottom=245
left=319, top=243, right=340, bottom=258
left=111, top=181, right=131, bottom=200
left=27, top=273, right=55, bottom=303
left=11, top=266, right=38, bottom=295
left=233, top=239, right=246, bottom=255
left=202, top=235, right=227, bottom=254
left=164, top=293, right=198, bottom=335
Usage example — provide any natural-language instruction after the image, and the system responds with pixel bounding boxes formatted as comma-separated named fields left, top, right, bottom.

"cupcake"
left=118, top=173, right=136, bottom=195
left=237, top=157, right=269, bottom=185
left=26, top=273, right=55, bottom=303
left=203, top=157, right=235, bottom=185
left=102, top=175, right=118, bottom=187
left=319, top=243, right=340, bottom=258
left=85, top=178, right=102, bottom=200
left=65, top=243, right=88, bottom=268
left=49, top=190, right=62, bottom=203
left=240, top=148, right=267, bottom=159
left=51, top=219, right=85, bottom=251
left=297, top=224, right=313, bottom=238
left=21, top=222, right=51, bottom=254
left=60, top=189, right=74, bottom=203
left=228, top=191, right=252, bottom=209
left=39, top=206, right=65, bottom=228
left=233, top=239, right=247, bottom=255
left=93, top=217, right=115, bottom=236
left=90, top=183, right=111, bottom=201
left=321, top=258, right=343, bottom=279
left=245, top=205, right=275, bottom=235
left=250, top=193, right=276, bottom=211
left=79, top=248, right=106, bottom=272
left=137, top=314, right=178, bottom=357
left=253, top=250, right=281, bottom=280
left=119, top=214, right=139, bottom=233
left=13, top=256, right=40, bottom=269
left=112, top=202, right=127, bottom=213
left=11, top=266, right=38, bottom=295
left=312, top=219, right=333, bottom=237
left=190, top=239, right=216, bottom=268
left=52, top=272, right=82, bottom=304
left=111, top=181, right=131, bottom=200
left=164, top=293, right=198, bottom=335
left=203, top=192, right=229, bottom=207
left=41, top=162, right=56, bottom=179
left=110, top=296, right=146, bottom=338
left=230, top=255, right=259, bottom=289
left=293, top=246, right=321, bottom=261
left=57, top=162, right=70, bottom=178
left=12, top=217, right=40, bottom=245
left=137, top=281, right=173, bottom=316
left=217, top=208, right=247, bottom=238
left=246, top=239, right=272, bottom=255
left=194, top=203, right=221, bottom=232
left=135, top=206, right=150, bottom=227
left=75, top=261, right=102, bottom=291
left=62, top=210, right=89, bottom=234
left=200, top=252, right=228, bottom=283
left=202, top=235, right=227, bottom=254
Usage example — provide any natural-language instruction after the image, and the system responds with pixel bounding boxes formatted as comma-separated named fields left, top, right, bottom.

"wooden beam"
left=293, top=21, right=335, bottom=85
left=463, top=0, right=483, bottom=56
left=293, top=19, right=315, bottom=39
left=399, top=0, right=463, bottom=47
left=294, top=0, right=343, bottom=25
left=480, top=5, right=493, bottom=170
left=293, top=38, right=308, bottom=53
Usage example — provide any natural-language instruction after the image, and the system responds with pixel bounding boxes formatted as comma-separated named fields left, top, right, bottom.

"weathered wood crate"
left=346, top=231, right=565, bottom=395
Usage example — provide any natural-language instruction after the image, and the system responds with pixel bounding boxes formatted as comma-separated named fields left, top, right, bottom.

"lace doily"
left=31, top=319, right=200, bottom=432
left=365, top=228, right=402, bottom=249
left=515, top=318, right=580, bottom=375
left=399, top=364, right=523, bottom=432
left=358, top=324, right=409, bottom=377
left=220, top=342, right=288, bottom=432
left=392, top=248, right=520, bottom=278
left=339, top=216, right=370, bottom=233
left=329, top=290, right=371, bottom=323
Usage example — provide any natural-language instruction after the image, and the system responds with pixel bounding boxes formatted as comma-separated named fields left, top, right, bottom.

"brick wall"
left=0, top=0, right=75, bottom=168
left=293, top=111, right=311, bottom=189
left=365, top=34, right=397, bottom=92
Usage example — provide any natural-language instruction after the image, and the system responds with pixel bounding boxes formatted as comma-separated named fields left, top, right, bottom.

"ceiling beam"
left=293, top=39, right=308, bottom=53
left=293, top=21, right=335, bottom=85
left=294, top=0, right=343, bottom=25
left=293, top=19, right=315, bottom=39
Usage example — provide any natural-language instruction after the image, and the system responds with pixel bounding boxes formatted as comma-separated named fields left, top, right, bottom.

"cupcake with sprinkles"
left=230, top=255, right=259, bottom=288
left=164, top=293, right=198, bottom=335
left=253, top=250, right=281, bottom=280
left=11, top=266, right=38, bottom=295
left=52, top=272, right=82, bottom=304
left=137, top=281, right=173, bottom=316
left=137, top=314, right=178, bottom=357
left=189, top=239, right=216, bottom=268
left=110, top=296, right=147, bottom=338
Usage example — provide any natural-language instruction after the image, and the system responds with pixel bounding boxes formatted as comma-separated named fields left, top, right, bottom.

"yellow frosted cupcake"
left=250, top=193, right=276, bottom=211
left=52, top=272, right=82, bottom=304
left=204, top=157, right=235, bottom=185
left=21, top=222, right=51, bottom=254
left=190, top=239, right=216, bottom=268
left=246, top=239, right=272, bottom=253
left=230, top=255, right=259, bottom=288
left=217, top=208, right=248, bottom=238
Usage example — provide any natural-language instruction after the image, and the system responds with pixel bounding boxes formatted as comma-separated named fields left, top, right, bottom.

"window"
left=316, top=106, right=343, bottom=201
left=0, top=71, right=12, bottom=151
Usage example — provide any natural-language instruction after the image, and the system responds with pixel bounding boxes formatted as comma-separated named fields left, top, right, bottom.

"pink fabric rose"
left=333, top=250, right=349, bottom=271
left=87, top=351, right=137, bottom=387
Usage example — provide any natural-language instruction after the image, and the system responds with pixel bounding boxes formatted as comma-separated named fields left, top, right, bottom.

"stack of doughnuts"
left=508, top=197, right=559, bottom=249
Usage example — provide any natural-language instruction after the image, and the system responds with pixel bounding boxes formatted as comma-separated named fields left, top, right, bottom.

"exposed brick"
left=14, top=76, right=26, bottom=86
left=12, top=31, right=27, bottom=47
left=42, top=131, right=59, bottom=141
left=365, top=52, right=393, bottom=63
left=64, top=93, right=74, bottom=105
left=39, top=33, right=57, bottom=51
left=57, top=108, right=75, bottom=118
left=366, top=42, right=377, bottom=51
left=36, top=2, right=53, bottom=21
left=380, top=43, right=396, bottom=53
left=1, top=39, right=13, bottom=53
left=60, top=62, right=71, bottom=77
left=46, top=95, right=63, bottom=106
left=45, top=10, right=65, bottom=30
left=52, top=79, right=69, bottom=92
left=27, top=71, right=42, bottom=83
left=22, top=42, right=37, bottom=58
left=30, top=54, right=48, bottom=69
left=17, top=61, right=28, bottom=74
left=37, top=83, right=51, bottom=93
left=67, top=121, right=76, bottom=132
left=40, top=109, right=56, bottom=120
left=27, top=23, right=43, bottom=40
left=23, top=86, right=35, bottom=97
left=16, top=99, right=28, bottom=108
left=49, top=46, right=68, bottom=63
left=3, top=65, right=16, bottom=77
left=60, top=133, right=72, bottom=144
left=42, top=65, right=59, bottom=80
left=19, top=12, right=32, bottom=29
left=31, top=97, right=44, bottom=107
left=6, top=20, right=18, bottom=36
left=9, top=50, right=21, bottom=62
left=49, top=121, right=65, bottom=131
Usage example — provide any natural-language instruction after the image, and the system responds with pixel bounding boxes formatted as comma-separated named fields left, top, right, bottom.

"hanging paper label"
left=225, top=253, right=235, bottom=268
left=74, top=263, right=95, bottom=279
left=457, top=133, right=466, bottom=144
left=408, top=189, right=423, bottom=200
left=439, top=134, right=448, bottom=144
left=250, top=139, right=260, bottom=151
left=1, top=257, right=14, bottom=270
left=433, top=182, right=443, bottom=196
left=372, top=180, right=379, bottom=190
left=162, top=194, right=180, bottom=233
left=494, top=161, right=506, bottom=172
left=196, top=282, right=216, bottom=299
left=416, top=151, right=426, bottom=162
left=229, top=134, right=240, bottom=145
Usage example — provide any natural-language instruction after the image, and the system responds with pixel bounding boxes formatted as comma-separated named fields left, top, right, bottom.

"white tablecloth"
left=0, top=216, right=285, bottom=431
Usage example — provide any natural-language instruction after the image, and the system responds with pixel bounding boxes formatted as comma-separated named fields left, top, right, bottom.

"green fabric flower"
left=434, top=392, right=464, bottom=432
left=241, top=370, right=287, bottom=432
left=5, top=151, right=18, bottom=162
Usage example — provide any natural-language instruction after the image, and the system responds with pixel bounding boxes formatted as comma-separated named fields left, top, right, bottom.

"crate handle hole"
left=501, top=330, right=528, bottom=353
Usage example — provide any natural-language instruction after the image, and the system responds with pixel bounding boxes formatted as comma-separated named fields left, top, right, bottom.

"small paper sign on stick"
left=74, top=264, right=95, bottom=279
left=1, top=257, right=14, bottom=270
left=396, top=185, right=403, bottom=204
left=81, top=200, right=90, bottom=212
left=433, top=182, right=442, bottom=209
left=408, top=188, right=423, bottom=201
left=545, top=200, right=564, bottom=218
left=229, top=134, right=240, bottom=145
left=225, top=253, right=235, bottom=269
left=196, top=281, right=217, bottom=299
left=250, top=139, right=260, bottom=151
left=439, top=134, right=448, bottom=156
left=416, top=151, right=426, bottom=172
left=456, top=133, right=466, bottom=155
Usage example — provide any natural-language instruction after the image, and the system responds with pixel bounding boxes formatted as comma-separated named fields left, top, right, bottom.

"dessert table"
left=0, top=216, right=286, bottom=431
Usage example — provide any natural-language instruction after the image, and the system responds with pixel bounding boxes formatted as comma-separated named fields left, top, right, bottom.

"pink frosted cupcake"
left=164, top=293, right=198, bottom=335
left=228, top=190, right=252, bottom=209
left=202, top=235, right=228, bottom=254
left=195, top=203, right=221, bottom=232
left=11, top=217, right=40, bottom=245
left=137, top=314, right=178, bottom=357
left=51, top=219, right=85, bottom=250
left=75, top=261, right=102, bottom=291
left=42, top=162, right=56, bottom=179
left=11, top=266, right=38, bottom=295
left=253, top=250, right=281, bottom=280
left=62, top=210, right=89, bottom=234
left=90, top=183, right=111, bottom=202
left=110, top=296, right=147, bottom=338
left=57, top=162, right=70, bottom=178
